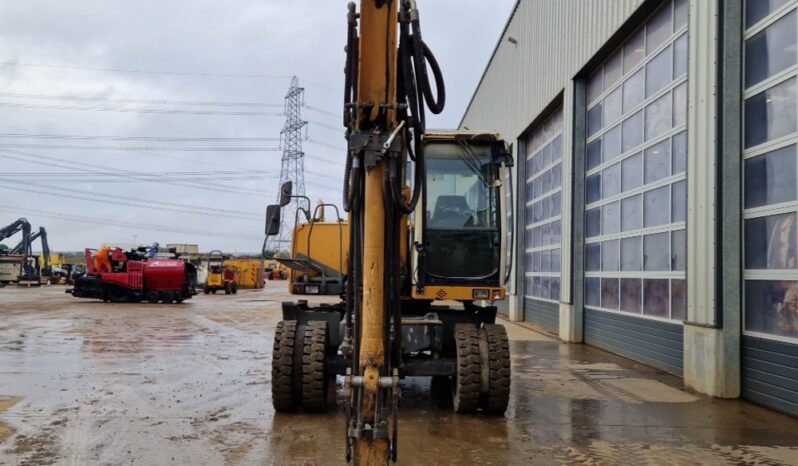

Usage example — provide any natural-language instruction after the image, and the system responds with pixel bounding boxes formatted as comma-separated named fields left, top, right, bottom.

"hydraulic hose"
left=389, top=0, right=446, bottom=214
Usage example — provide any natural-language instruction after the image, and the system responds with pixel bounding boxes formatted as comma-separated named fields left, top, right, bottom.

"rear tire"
left=302, top=321, right=329, bottom=411
left=146, top=291, right=159, bottom=304
left=452, top=323, right=481, bottom=414
left=232, top=283, right=238, bottom=294
left=272, top=320, right=298, bottom=412
left=480, top=324, right=511, bottom=415
left=203, top=287, right=209, bottom=295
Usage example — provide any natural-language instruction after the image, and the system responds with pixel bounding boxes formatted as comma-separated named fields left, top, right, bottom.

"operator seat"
left=431, top=195, right=470, bottom=228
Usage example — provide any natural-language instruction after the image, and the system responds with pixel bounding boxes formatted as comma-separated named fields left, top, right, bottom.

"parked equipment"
left=11, top=226, right=51, bottom=284
left=0, top=218, right=33, bottom=285
left=264, top=2, right=514, bottom=464
left=203, top=250, right=238, bottom=294
left=67, top=248, right=197, bottom=303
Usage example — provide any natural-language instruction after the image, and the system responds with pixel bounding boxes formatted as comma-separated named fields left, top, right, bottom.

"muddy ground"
left=1, top=284, right=798, bottom=465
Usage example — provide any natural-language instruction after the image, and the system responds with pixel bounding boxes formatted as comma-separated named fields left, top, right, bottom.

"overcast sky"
left=0, top=0, right=515, bottom=253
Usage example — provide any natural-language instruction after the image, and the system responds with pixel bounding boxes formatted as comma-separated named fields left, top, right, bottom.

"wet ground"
left=1, top=284, right=798, bottom=465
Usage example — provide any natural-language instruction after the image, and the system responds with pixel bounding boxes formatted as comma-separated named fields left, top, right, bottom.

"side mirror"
left=265, top=205, right=281, bottom=236
left=280, top=181, right=293, bottom=207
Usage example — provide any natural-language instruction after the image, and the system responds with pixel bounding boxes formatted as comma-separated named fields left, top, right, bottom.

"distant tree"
left=0, top=243, right=8, bottom=251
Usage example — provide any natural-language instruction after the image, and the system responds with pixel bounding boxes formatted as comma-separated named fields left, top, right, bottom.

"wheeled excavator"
left=264, top=1, right=514, bottom=463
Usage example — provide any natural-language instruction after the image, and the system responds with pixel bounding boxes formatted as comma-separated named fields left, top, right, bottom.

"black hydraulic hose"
left=388, top=0, right=446, bottom=215
left=344, top=2, right=358, bottom=128
left=409, top=21, right=445, bottom=116
left=342, top=151, right=354, bottom=212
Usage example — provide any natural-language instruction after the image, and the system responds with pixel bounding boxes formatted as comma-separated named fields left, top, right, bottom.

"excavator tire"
left=480, top=324, right=511, bottom=415
left=301, top=321, right=329, bottom=411
left=452, top=323, right=481, bottom=414
left=272, top=320, right=298, bottom=411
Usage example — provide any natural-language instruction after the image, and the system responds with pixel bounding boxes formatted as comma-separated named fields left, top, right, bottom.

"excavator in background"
left=0, top=218, right=34, bottom=286
left=10, top=226, right=52, bottom=284
left=264, top=1, right=514, bottom=464
left=268, top=195, right=349, bottom=296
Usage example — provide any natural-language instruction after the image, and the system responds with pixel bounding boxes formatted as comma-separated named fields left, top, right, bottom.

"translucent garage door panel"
left=525, top=108, right=564, bottom=303
left=584, top=0, right=687, bottom=322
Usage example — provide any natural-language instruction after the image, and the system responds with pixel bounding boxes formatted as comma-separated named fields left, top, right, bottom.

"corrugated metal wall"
left=524, top=299, right=559, bottom=334
left=461, top=0, right=645, bottom=321
left=461, top=0, right=644, bottom=140
left=742, top=337, right=798, bottom=417
left=585, top=309, right=684, bottom=376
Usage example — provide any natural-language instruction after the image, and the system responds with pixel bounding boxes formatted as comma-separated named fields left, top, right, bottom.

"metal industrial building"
left=462, top=0, right=798, bottom=417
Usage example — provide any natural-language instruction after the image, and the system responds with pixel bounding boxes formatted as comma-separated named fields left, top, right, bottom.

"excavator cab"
left=413, top=132, right=512, bottom=301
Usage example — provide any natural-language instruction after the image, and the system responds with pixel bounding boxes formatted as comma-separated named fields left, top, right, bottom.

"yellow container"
left=224, top=259, right=264, bottom=289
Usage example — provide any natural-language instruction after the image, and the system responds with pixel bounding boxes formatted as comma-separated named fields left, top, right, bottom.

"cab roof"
left=422, top=130, right=504, bottom=144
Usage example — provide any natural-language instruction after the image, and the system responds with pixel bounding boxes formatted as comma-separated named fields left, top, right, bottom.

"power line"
left=0, top=143, right=281, bottom=152
left=0, top=91, right=284, bottom=108
left=0, top=149, right=270, bottom=196
left=307, top=138, right=346, bottom=152
left=0, top=61, right=293, bottom=81
left=0, top=182, right=261, bottom=220
left=307, top=119, right=342, bottom=132
left=0, top=204, right=263, bottom=241
left=298, top=78, right=343, bottom=96
left=0, top=124, right=271, bottom=173
left=0, top=133, right=280, bottom=142
left=0, top=148, right=341, bottom=195
left=303, top=104, right=340, bottom=118
left=0, top=101, right=285, bottom=116
left=0, top=169, right=278, bottom=176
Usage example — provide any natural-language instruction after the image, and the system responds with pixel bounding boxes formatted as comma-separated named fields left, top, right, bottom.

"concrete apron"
left=0, top=285, right=797, bottom=465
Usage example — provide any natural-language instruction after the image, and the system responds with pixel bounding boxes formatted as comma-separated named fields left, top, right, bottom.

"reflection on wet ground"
left=1, top=284, right=798, bottom=465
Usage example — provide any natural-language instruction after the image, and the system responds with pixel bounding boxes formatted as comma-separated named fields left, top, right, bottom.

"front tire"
left=272, top=320, right=298, bottom=412
left=452, top=324, right=481, bottom=414
left=480, top=324, right=511, bottom=415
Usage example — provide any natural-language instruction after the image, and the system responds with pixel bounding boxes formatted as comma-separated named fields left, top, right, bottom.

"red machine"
left=67, top=248, right=197, bottom=303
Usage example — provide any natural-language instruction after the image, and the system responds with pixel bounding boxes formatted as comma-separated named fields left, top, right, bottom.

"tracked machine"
left=68, top=248, right=197, bottom=303
left=265, top=1, right=514, bottom=464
